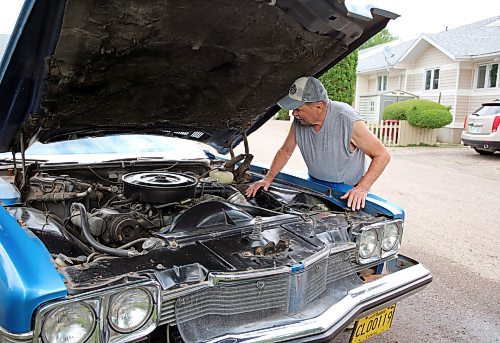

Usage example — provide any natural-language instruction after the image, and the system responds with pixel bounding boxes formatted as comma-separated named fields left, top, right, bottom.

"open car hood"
left=0, top=0, right=396, bottom=154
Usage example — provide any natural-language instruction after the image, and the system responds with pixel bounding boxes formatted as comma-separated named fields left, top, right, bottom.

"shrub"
left=383, top=99, right=452, bottom=128
left=382, top=101, right=411, bottom=120
left=408, top=109, right=453, bottom=129
left=276, top=108, right=290, bottom=121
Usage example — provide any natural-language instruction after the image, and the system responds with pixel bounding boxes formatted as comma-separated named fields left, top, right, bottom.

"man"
left=245, top=76, right=390, bottom=211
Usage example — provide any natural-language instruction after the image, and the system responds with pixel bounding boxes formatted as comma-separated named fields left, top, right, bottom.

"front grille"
left=327, top=251, right=356, bottom=284
left=304, top=259, right=328, bottom=303
left=159, top=297, right=176, bottom=326
left=157, top=248, right=358, bottom=327
left=176, top=276, right=289, bottom=323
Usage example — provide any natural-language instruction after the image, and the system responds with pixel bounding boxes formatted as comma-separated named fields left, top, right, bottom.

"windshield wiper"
left=103, top=156, right=168, bottom=162
left=0, top=157, right=48, bottom=165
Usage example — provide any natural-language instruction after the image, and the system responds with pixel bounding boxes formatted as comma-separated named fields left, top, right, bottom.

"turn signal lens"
left=492, top=116, right=500, bottom=132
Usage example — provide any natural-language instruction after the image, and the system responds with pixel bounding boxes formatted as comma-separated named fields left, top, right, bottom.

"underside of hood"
left=0, top=0, right=397, bottom=153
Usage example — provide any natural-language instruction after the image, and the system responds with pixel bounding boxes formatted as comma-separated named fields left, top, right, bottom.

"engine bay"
left=3, top=159, right=386, bottom=292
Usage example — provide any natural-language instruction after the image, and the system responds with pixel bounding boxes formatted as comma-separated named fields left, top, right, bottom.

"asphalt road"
left=235, top=119, right=500, bottom=343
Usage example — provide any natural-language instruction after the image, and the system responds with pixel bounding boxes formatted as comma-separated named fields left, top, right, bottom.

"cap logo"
left=289, top=84, right=297, bottom=95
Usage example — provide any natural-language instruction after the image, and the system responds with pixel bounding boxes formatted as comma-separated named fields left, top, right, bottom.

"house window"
left=369, top=100, right=375, bottom=112
left=476, top=63, right=499, bottom=88
left=377, top=75, right=387, bottom=91
left=425, top=68, right=440, bottom=90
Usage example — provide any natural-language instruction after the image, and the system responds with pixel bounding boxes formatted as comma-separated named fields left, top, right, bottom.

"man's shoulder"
left=329, top=101, right=361, bottom=120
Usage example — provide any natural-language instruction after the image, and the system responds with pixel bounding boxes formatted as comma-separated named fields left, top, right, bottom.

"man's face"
left=292, top=102, right=324, bottom=125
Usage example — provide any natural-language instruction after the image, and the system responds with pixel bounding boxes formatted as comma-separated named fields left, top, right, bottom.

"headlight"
left=382, top=223, right=399, bottom=251
left=109, top=288, right=153, bottom=333
left=358, top=229, right=378, bottom=259
left=42, top=302, right=95, bottom=343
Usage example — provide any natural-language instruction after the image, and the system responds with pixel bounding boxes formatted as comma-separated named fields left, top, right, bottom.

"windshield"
left=0, top=135, right=210, bottom=163
left=474, top=104, right=500, bottom=117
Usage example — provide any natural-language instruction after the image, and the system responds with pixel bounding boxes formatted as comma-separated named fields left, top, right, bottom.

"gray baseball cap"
left=278, top=76, right=328, bottom=110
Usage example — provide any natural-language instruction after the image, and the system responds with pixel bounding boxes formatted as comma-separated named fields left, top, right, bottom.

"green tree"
left=320, top=28, right=397, bottom=105
left=320, top=51, right=358, bottom=105
left=360, top=28, right=398, bottom=50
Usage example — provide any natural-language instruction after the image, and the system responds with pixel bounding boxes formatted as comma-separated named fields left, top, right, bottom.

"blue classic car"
left=0, top=0, right=432, bottom=342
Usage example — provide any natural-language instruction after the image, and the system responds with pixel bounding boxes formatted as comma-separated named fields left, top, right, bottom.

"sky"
left=1, top=0, right=500, bottom=41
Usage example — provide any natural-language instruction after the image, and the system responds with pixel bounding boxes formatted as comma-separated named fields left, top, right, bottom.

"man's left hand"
left=340, top=187, right=368, bottom=211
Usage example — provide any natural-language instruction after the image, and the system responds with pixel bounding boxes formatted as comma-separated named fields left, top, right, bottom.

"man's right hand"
left=245, top=179, right=272, bottom=198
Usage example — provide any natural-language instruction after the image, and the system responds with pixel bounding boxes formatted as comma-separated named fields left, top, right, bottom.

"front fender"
left=0, top=206, right=67, bottom=333
left=248, top=165, right=405, bottom=219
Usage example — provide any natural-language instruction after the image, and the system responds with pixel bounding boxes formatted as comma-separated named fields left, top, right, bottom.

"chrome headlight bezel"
left=34, top=281, right=160, bottom=343
left=381, top=222, right=401, bottom=253
left=108, top=287, right=154, bottom=333
left=41, top=301, right=97, bottom=343
left=352, top=219, right=403, bottom=264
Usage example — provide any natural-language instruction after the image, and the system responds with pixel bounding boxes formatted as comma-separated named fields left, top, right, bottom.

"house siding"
left=368, top=77, right=377, bottom=92
left=458, top=68, right=474, bottom=89
left=455, top=96, right=471, bottom=125
left=439, top=95, right=455, bottom=110
left=407, top=72, right=423, bottom=93
left=413, top=45, right=453, bottom=69
left=388, top=75, right=399, bottom=90
left=439, top=69, right=457, bottom=91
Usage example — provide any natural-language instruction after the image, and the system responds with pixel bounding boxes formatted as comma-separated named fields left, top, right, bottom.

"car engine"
left=5, top=160, right=387, bottom=293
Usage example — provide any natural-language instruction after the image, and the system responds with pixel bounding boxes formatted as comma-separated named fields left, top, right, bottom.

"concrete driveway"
left=236, top=119, right=500, bottom=342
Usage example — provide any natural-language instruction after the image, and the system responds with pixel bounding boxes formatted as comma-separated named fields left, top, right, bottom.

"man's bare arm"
left=340, top=120, right=390, bottom=210
left=245, top=123, right=297, bottom=197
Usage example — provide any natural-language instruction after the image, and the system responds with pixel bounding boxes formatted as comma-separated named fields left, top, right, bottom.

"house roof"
left=358, top=15, right=500, bottom=73
left=357, top=39, right=415, bottom=72
left=425, top=15, right=500, bottom=58
left=360, top=89, right=417, bottom=97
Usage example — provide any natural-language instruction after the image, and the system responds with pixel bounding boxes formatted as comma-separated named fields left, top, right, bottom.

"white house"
left=355, top=15, right=500, bottom=143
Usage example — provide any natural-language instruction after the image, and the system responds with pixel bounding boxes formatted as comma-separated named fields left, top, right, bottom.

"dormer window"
left=424, top=68, right=440, bottom=90
left=377, top=75, right=388, bottom=91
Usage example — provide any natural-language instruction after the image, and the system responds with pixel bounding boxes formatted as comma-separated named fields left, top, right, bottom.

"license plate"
left=469, top=126, right=481, bottom=133
left=349, top=304, right=396, bottom=343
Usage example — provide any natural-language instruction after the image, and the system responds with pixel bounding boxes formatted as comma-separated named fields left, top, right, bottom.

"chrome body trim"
left=0, top=327, right=33, bottom=343
left=205, top=255, right=432, bottom=343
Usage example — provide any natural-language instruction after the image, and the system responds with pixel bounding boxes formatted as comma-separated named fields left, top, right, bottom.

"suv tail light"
left=463, top=114, right=469, bottom=130
left=492, top=116, right=500, bottom=132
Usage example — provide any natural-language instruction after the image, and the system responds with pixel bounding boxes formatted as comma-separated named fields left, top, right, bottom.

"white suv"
left=461, top=99, right=500, bottom=155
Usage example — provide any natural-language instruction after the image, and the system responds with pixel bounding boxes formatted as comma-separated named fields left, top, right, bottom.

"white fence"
left=366, top=120, right=438, bottom=146
left=367, top=120, right=400, bottom=146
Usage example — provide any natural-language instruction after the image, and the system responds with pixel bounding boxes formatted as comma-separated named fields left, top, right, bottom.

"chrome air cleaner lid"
left=122, top=172, right=197, bottom=203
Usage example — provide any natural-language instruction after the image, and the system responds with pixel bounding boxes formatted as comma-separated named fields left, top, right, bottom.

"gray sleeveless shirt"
left=295, top=100, right=365, bottom=186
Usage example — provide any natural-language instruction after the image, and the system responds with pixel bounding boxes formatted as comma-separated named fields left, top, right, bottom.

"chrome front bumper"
left=1, top=256, right=431, bottom=343
left=0, top=328, right=33, bottom=343
left=207, top=255, right=432, bottom=342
